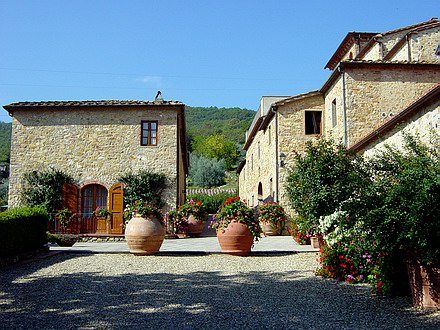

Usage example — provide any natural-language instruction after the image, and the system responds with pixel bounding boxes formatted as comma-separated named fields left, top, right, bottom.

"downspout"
left=406, top=34, right=412, bottom=61
left=339, top=65, right=348, bottom=146
left=272, top=105, right=280, bottom=202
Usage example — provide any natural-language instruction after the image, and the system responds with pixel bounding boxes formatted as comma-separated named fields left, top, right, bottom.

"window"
left=82, top=184, right=107, bottom=218
left=331, top=99, right=337, bottom=128
left=268, top=126, right=272, bottom=145
left=141, top=121, right=158, bottom=146
left=305, top=111, right=322, bottom=135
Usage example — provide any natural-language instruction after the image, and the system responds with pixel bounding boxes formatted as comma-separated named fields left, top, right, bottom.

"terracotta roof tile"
left=4, top=99, right=184, bottom=109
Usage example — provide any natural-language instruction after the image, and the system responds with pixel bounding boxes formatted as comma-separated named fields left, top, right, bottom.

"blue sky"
left=0, top=0, right=438, bottom=122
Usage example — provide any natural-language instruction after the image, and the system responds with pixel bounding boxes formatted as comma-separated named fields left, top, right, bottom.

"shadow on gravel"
left=0, top=254, right=438, bottom=329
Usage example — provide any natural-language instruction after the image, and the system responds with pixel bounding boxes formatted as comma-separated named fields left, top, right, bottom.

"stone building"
left=4, top=97, right=188, bottom=234
left=238, top=18, right=440, bottom=220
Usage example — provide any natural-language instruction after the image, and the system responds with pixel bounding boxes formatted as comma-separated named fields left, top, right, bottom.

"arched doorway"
left=258, top=182, right=263, bottom=204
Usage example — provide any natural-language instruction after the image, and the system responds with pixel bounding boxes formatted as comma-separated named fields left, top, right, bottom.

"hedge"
left=0, top=206, right=49, bottom=257
left=187, top=192, right=236, bottom=214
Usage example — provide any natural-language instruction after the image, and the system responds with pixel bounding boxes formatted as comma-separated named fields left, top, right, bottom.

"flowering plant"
left=165, top=210, right=188, bottom=233
left=290, top=222, right=311, bottom=245
left=94, top=207, right=111, bottom=219
left=258, top=202, right=286, bottom=226
left=124, top=199, right=164, bottom=224
left=55, top=208, right=75, bottom=231
left=178, top=199, right=207, bottom=223
left=211, top=196, right=261, bottom=241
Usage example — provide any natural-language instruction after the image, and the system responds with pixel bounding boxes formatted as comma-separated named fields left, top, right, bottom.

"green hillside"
left=186, top=106, right=255, bottom=145
left=0, top=122, right=11, bottom=163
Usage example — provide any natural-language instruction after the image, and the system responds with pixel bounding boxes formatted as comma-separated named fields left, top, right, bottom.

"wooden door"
left=109, top=183, right=124, bottom=234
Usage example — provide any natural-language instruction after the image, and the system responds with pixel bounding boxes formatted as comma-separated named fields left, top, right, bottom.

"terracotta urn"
left=125, top=213, right=165, bottom=255
left=216, top=220, right=254, bottom=256
left=404, top=252, right=439, bottom=309
left=260, top=221, right=282, bottom=236
left=186, top=214, right=205, bottom=237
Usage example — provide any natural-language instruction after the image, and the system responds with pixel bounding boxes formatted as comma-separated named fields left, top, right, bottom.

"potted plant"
left=165, top=210, right=189, bottom=238
left=211, top=196, right=261, bottom=256
left=258, top=202, right=286, bottom=236
left=124, top=199, right=165, bottom=255
left=94, top=206, right=112, bottom=234
left=47, top=232, right=79, bottom=247
left=55, top=208, right=76, bottom=233
left=178, top=199, right=207, bottom=237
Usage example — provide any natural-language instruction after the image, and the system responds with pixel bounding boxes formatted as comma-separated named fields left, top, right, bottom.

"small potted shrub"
left=258, top=202, right=286, bottom=236
left=47, top=232, right=79, bottom=247
left=178, top=199, right=207, bottom=237
left=124, top=200, right=165, bottom=255
left=211, top=196, right=261, bottom=256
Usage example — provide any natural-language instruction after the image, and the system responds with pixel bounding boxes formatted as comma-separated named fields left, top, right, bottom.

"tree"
left=189, top=154, right=226, bottom=188
left=191, top=134, right=240, bottom=170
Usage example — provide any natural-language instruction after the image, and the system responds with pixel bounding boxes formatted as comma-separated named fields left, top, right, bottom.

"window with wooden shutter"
left=108, top=183, right=124, bottom=234
left=141, top=120, right=158, bottom=146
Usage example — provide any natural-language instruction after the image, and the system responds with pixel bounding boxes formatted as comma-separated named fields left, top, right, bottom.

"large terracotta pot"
left=125, top=213, right=165, bottom=255
left=260, top=221, right=282, bottom=236
left=217, top=220, right=254, bottom=256
left=404, top=253, right=439, bottom=309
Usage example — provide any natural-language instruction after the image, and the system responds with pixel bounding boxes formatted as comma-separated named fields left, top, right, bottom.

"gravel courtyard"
left=1, top=253, right=438, bottom=329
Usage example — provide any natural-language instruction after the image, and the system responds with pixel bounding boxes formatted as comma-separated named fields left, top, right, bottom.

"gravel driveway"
left=1, top=253, right=438, bottom=329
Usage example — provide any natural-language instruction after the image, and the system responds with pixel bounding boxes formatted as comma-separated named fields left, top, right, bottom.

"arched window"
left=258, top=182, right=263, bottom=202
left=82, top=184, right=108, bottom=218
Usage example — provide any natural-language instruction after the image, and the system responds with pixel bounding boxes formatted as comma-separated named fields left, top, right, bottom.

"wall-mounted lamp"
left=279, top=152, right=286, bottom=167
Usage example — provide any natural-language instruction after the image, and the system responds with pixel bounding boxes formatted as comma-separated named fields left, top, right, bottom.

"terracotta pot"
left=125, top=213, right=165, bottom=255
left=217, top=220, right=254, bottom=256
left=404, top=254, right=439, bottom=309
left=187, top=214, right=205, bottom=237
left=260, top=221, right=281, bottom=236
left=310, top=236, right=319, bottom=249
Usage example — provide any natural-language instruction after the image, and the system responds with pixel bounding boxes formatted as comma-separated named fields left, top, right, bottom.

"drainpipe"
left=339, top=66, right=348, bottom=147
left=406, top=34, right=412, bottom=61
left=271, top=105, right=280, bottom=202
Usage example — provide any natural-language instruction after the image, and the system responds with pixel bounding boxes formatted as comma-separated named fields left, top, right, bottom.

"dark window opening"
left=305, top=111, right=322, bottom=135
left=331, top=99, right=337, bottom=127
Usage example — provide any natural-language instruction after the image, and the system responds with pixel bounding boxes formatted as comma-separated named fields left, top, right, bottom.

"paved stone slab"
left=49, top=236, right=318, bottom=254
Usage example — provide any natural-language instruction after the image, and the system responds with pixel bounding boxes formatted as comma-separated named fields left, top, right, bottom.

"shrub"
left=186, top=192, right=235, bottom=214
left=21, top=168, right=73, bottom=212
left=0, top=206, right=49, bottom=257
left=286, top=138, right=368, bottom=232
left=119, top=170, right=167, bottom=208
left=188, top=154, right=226, bottom=188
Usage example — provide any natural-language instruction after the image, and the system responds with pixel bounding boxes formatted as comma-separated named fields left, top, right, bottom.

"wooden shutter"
left=62, top=183, right=78, bottom=233
left=109, top=183, right=124, bottom=234
left=62, top=183, right=78, bottom=213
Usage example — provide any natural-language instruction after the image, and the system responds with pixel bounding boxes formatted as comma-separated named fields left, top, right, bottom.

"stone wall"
left=361, top=98, right=440, bottom=158
left=344, top=67, right=440, bottom=147
left=238, top=93, right=324, bottom=218
left=9, top=106, right=182, bottom=211
left=277, top=94, right=324, bottom=217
